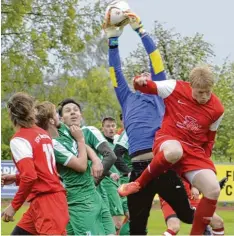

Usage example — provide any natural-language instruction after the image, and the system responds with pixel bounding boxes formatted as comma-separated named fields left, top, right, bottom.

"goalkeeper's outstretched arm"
left=126, top=12, right=166, bottom=82
left=106, top=26, right=132, bottom=108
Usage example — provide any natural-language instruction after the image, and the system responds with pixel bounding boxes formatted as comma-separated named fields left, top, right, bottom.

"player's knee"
left=210, top=214, right=224, bottom=229
left=205, top=184, right=220, bottom=199
left=161, top=140, right=183, bottom=164
left=163, top=147, right=183, bottom=164
left=167, top=217, right=181, bottom=234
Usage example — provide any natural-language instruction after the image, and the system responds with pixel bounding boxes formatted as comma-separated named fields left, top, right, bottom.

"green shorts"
left=119, top=220, right=130, bottom=235
left=67, top=191, right=115, bottom=235
left=96, top=181, right=110, bottom=209
left=102, top=177, right=124, bottom=216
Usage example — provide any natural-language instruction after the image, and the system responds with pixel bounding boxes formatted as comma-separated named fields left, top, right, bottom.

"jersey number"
left=43, top=144, right=56, bottom=174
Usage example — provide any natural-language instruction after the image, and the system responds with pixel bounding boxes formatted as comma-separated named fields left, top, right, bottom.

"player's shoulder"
left=12, top=125, right=44, bottom=140
left=176, top=80, right=190, bottom=89
left=82, top=125, right=101, bottom=133
left=211, top=93, right=225, bottom=114
left=52, top=137, right=65, bottom=150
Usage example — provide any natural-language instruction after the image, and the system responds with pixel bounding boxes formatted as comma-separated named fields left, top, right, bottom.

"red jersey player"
left=1, top=92, right=69, bottom=235
left=118, top=66, right=224, bottom=235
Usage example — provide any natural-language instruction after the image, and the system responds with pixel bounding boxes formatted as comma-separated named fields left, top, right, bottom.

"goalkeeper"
left=104, top=11, right=195, bottom=235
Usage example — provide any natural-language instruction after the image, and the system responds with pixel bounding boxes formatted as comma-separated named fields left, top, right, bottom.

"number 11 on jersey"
left=43, top=144, right=56, bottom=174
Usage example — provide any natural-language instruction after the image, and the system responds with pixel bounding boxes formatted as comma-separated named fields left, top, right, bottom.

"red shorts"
left=17, top=191, right=69, bottom=235
left=153, top=135, right=216, bottom=176
left=160, top=180, right=200, bottom=221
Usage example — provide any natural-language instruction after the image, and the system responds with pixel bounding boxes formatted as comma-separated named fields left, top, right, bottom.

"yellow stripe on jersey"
left=150, top=49, right=164, bottom=74
left=109, top=67, right=118, bottom=88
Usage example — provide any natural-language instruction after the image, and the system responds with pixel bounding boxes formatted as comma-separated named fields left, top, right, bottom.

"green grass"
left=1, top=205, right=234, bottom=235
left=1, top=205, right=29, bottom=236
left=147, top=209, right=234, bottom=235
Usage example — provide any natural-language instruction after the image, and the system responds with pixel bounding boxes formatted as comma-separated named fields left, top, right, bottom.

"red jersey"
left=152, top=80, right=224, bottom=149
left=10, top=125, right=65, bottom=210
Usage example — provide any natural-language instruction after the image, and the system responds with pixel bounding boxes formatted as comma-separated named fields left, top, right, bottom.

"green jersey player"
left=35, top=101, right=115, bottom=235
left=81, top=125, right=112, bottom=208
left=115, top=130, right=132, bottom=172
left=114, top=129, right=132, bottom=235
left=101, top=117, right=128, bottom=233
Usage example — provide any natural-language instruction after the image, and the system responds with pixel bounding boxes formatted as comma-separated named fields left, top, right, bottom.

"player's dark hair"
left=7, top=92, right=35, bottom=128
left=102, top=116, right=116, bottom=127
left=58, top=98, right=82, bottom=117
left=119, top=113, right=122, bottom=121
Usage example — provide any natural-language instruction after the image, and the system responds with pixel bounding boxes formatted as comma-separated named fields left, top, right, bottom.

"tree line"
left=1, top=0, right=233, bottom=162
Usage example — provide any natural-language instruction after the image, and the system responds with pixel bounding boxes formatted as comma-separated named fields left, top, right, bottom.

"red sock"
left=135, top=151, right=172, bottom=188
left=163, top=229, right=177, bottom=235
left=212, top=227, right=224, bottom=235
left=190, top=197, right=217, bottom=235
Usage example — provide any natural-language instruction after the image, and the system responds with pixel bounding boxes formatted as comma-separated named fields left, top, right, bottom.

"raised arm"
left=134, top=78, right=177, bottom=98
left=106, top=27, right=131, bottom=108
left=126, top=12, right=166, bottom=82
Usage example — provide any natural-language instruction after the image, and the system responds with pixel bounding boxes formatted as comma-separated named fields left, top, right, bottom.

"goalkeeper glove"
left=104, top=26, right=124, bottom=39
left=125, top=12, right=145, bottom=35
left=219, top=177, right=228, bottom=189
left=103, top=19, right=124, bottom=48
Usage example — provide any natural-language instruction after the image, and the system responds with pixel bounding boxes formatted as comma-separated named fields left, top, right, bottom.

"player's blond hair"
left=189, top=66, right=214, bottom=89
left=35, top=101, right=56, bottom=130
left=7, top=92, right=35, bottom=128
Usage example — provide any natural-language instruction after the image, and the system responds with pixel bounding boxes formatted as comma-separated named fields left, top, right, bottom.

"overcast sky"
left=117, top=0, right=234, bottom=65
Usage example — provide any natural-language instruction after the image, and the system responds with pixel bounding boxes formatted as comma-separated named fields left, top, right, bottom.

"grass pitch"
left=1, top=204, right=234, bottom=235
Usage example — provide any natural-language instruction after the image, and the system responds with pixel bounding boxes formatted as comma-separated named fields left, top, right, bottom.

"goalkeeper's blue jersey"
left=109, top=33, right=166, bottom=156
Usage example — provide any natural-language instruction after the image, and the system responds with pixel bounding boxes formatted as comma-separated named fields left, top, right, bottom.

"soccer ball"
left=104, top=0, right=130, bottom=27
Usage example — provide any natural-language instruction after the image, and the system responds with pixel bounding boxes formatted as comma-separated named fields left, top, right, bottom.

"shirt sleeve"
left=209, top=113, right=224, bottom=131
left=84, top=126, right=108, bottom=149
left=203, top=112, right=224, bottom=157
left=155, top=80, right=177, bottom=98
left=140, top=33, right=166, bottom=81
left=109, top=47, right=131, bottom=107
left=10, top=138, right=37, bottom=211
left=52, top=139, right=74, bottom=166
left=10, top=137, right=33, bottom=163
left=115, top=131, right=129, bottom=150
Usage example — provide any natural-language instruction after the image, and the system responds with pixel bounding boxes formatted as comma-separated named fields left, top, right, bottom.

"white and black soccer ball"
left=104, top=0, right=130, bottom=27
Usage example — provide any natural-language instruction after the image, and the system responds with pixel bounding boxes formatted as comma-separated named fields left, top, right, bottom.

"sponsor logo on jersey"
left=176, top=114, right=201, bottom=133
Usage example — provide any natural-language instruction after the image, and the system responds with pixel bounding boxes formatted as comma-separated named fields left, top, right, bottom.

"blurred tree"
left=36, top=67, right=121, bottom=128
left=1, top=0, right=107, bottom=100
left=213, top=62, right=234, bottom=163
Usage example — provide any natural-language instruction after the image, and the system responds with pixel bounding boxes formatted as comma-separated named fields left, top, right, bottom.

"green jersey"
left=81, top=125, right=110, bottom=203
left=82, top=126, right=107, bottom=152
left=115, top=130, right=132, bottom=170
left=53, top=123, right=95, bottom=204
